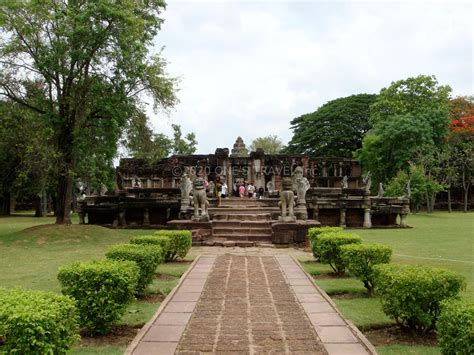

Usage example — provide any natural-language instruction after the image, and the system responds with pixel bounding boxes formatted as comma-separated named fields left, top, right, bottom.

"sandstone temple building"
left=79, top=137, right=410, bottom=245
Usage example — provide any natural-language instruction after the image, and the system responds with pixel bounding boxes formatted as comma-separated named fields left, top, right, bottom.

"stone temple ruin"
left=79, top=137, right=410, bottom=246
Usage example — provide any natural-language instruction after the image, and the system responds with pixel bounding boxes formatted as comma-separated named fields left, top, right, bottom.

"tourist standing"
left=247, top=183, right=255, bottom=198
left=221, top=182, right=228, bottom=199
left=239, top=184, right=245, bottom=198
left=215, top=177, right=222, bottom=207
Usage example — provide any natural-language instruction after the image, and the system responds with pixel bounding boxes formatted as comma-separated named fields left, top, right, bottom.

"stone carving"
left=376, top=183, right=384, bottom=198
left=133, top=176, right=142, bottom=188
left=266, top=181, right=275, bottom=193
left=179, top=173, right=193, bottom=214
left=340, top=175, right=348, bottom=189
left=403, top=180, right=411, bottom=199
left=292, top=166, right=310, bottom=220
left=207, top=181, right=215, bottom=197
left=362, top=171, right=372, bottom=193
left=278, top=177, right=296, bottom=222
left=192, top=176, right=209, bottom=221
left=230, top=136, right=249, bottom=157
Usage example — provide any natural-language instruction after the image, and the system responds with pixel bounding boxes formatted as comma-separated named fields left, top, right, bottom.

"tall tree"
left=449, top=96, right=474, bottom=119
left=0, top=1, right=177, bottom=224
left=370, top=75, right=451, bottom=125
left=249, top=135, right=284, bottom=154
left=123, top=117, right=197, bottom=162
left=285, top=94, right=377, bottom=157
left=356, top=110, right=449, bottom=185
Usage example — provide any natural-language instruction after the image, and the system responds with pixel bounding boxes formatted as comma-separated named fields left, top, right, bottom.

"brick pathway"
left=127, top=254, right=375, bottom=355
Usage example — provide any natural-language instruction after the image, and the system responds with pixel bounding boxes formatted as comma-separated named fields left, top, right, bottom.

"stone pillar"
left=119, top=210, right=126, bottom=227
left=399, top=213, right=408, bottom=227
left=79, top=212, right=85, bottom=225
left=143, top=208, right=150, bottom=225
left=363, top=208, right=372, bottom=228
left=340, top=208, right=346, bottom=228
left=313, top=206, right=319, bottom=223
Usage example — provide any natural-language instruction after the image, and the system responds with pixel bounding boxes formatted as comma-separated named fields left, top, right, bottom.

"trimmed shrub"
left=341, top=243, right=392, bottom=295
left=58, top=259, right=139, bottom=334
left=106, top=244, right=163, bottom=293
left=317, top=233, right=362, bottom=274
left=308, top=226, right=343, bottom=246
left=374, top=264, right=465, bottom=333
left=131, top=234, right=171, bottom=259
left=154, top=230, right=192, bottom=261
left=437, top=300, right=474, bottom=355
left=0, top=288, right=79, bottom=354
left=308, top=227, right=344, bottom=260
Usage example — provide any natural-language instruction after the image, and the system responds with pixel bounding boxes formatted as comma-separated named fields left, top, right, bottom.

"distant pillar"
left=119, top=210, right=126, bottom=226
left=363, top=208, right=372, bottom=228
left=79, top=212, right=86, bottom=225
left=340, top=208, right=346, bottom=228
left=143, top=208, right=150, bottom=226
left=399, top=213, right=408, bottom=228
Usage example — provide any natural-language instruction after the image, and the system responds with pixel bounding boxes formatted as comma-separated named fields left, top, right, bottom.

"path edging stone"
left=124, top=255, right=202, bottom=355
left=290, top=255, right=378, bottom=355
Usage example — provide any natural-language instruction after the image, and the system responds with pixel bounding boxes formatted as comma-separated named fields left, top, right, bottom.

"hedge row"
left=307, top=226, right=466, bottom=341
left=0, top=288, right=79, bottom=354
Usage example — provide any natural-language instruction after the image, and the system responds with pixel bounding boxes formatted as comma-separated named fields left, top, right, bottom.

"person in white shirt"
left=247, top=183, right=255, bottom=198
left=221, top=182, right=228, bottom=198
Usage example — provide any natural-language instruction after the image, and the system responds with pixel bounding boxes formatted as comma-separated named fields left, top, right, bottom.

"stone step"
left=212, top=220, right=271, bottom=228
left=213, top=213, right=271, bottom=221
left=209, top=207, right=279, bottom=214
left=212, top=227, right=272, bottom=236
left=212, top=234, right=273, bottom=242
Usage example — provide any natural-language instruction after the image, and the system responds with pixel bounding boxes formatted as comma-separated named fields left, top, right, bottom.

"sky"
left=148, top=0, right=473, bottom=154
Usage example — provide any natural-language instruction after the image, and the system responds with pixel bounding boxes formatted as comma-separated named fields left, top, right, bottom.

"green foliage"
left=374, top=264, right=465, bottom=333
left=249, top=135, right=284, bottom=153
left=154, top=230, right=192, bottom=261
left=356, top=110, right=450, bottom=185
left=0, top=287, right=79, bottom=354
left=385, top=164, right=445, bottom=210
left=370, top=75, right=451, bottom=125
left=308, top=227, right=343, bottom=245
left=308, top=227, right=344, bottom=260
left=106, top=244, right=163, bottom=294
left=285, top=94, right=377, bottom=157
left=340, top=243, right=392, bottom=295
left=436, top=300, right=474, bottom=355
left=130, top=235, right=171, bottom=257
left=58, top=259, right=139, bottom=334
left=316, top=233, right=362, bottom=274
left=123, top=117, right=197, bottom=163
left=0, top=0, right=177, bottom=223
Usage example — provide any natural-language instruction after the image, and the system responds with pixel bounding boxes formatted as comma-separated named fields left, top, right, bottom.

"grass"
left=0, top=214, right=193, bottom=354
left=299, top=212, right=473, bottom=354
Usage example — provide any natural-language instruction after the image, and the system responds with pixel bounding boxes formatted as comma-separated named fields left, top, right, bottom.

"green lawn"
left=0, top=214, right=193, bottom=354
left=299, top=211, right=473, bottom=355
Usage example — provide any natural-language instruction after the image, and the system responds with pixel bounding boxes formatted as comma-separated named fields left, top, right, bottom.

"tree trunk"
left=430, top=194, right=436, bottom=212
left=34, top=195, right=44, bottom=217
left=447, top=189, right=452, bottom=213
left=464, top=188, right=469, bottom=213
left=55, top=173, right=73, bottom=224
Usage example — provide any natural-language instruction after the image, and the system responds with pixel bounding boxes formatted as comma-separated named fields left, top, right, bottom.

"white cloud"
left=148, top=1, right=473, bottom=154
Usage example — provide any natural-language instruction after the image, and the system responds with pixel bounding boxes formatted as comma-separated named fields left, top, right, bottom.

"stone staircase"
left=209, top=198, right=276, bottom=243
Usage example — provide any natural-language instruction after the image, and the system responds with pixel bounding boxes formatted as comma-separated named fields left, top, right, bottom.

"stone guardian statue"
left=292, top=166, right=310, bottom=220
left=192, top=176, right=209, bottom=221
left=279, top=177, right=296, bottom=222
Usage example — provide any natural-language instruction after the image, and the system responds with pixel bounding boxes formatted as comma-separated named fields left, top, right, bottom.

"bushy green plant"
left=340, top=243, right=392, bottom=295
left=374, top=264, right=465, bottom=333
left=0, top=288, right=79, bottom=354
left=308, top=227, right=344, bottom=260
left=436, top=300, right=474, bottom=354
left=316, top=233, right=362, bottom=274
left=58, top=259, right=139, bottom=334
left=154, top=230, right=192, bottom=261
left=131, top=234, right=171, bottom=259
left=106, top=244, right=163, bottom=293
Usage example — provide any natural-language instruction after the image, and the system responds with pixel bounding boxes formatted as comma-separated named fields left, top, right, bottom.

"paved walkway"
left=127, top=254, right=375, bottom=355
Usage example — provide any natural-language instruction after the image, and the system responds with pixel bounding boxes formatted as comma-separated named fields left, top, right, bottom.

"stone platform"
left=126, top=254, right=375, bottom=354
